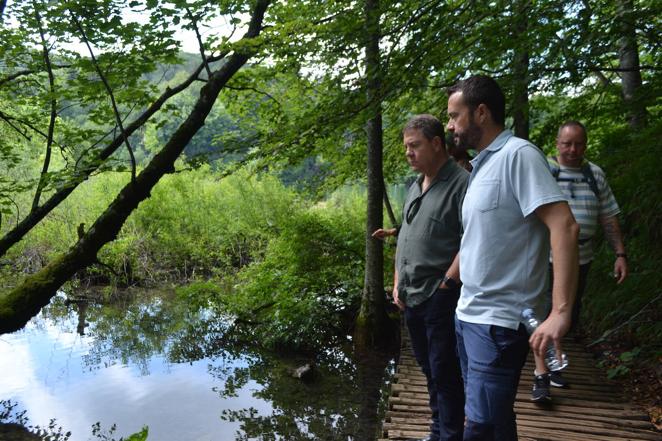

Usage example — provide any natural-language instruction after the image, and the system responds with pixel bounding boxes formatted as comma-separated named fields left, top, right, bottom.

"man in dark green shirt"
left=374, top=114, right=468, bottom=441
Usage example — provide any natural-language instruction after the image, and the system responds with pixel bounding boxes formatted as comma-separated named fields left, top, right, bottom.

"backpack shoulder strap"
left=547, top=155, right=560, bottom=178
left=581, top=161, right=601, bottom=199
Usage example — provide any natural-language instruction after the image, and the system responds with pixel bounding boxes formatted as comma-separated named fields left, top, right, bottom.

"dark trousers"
left=405, top=288, right=464, bottom=441
left=572, top=262, right=592, bottom=331
left=549, top=262, right=592, bottom=331
left=455, top=319, right=530, bottom=441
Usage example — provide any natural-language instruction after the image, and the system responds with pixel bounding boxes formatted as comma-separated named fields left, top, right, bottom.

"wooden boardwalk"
left=380, top=328, right=660, bottom=441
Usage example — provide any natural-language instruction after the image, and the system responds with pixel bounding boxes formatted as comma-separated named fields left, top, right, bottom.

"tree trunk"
left=354, top=0, right=395, bottom=349
left=511, top=0, right=529, bottom=140
left=617, top=0, right=647, bottom=129
left=353, top=347, right=397, bottom=441
left=0, top=0, right=270, bottom=335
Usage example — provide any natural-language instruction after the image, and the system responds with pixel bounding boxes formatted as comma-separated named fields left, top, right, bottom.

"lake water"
left=0, top=289, right=395, bottom=441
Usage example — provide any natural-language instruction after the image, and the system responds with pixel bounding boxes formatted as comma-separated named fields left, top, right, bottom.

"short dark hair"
left=447, top=75, right=505, bottom=126
left=558, top=120, right=587, bottom=141
left=403, top=114, right=446, bottom=146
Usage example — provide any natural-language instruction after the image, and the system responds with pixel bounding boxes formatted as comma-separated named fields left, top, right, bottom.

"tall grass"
left=5, top=166, right=300, bottom=283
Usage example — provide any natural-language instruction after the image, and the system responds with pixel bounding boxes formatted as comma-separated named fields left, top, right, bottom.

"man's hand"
left=614, top=257, right=628, bottom=284
left=392, top=286, right=405, bottom=311
left=372, top=228, right=397, bottom=240
left=600, top=215, right=628, bottom=284
left=529, top=311, right=571, bottom=361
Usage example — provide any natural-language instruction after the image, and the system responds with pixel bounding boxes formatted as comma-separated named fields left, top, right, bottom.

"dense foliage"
left=2, top=165, right=367, bottom=350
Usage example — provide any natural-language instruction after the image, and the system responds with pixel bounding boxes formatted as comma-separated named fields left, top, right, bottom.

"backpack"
left=547, top=156, right=600, bottom=200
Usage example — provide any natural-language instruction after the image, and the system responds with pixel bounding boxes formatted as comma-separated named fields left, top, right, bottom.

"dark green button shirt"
left=396, top=158, right=469, bottom=307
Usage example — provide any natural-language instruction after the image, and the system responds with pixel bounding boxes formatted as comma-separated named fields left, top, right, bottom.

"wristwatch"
left=442, top=275, right=459, bottom=289
left=616, top=253, right=627, bottom=259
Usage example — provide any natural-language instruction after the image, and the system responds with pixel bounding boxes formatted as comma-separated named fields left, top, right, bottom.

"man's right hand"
left=530, top=310, right=571, bottom=360
left=392, top=286, right=405, bottom=311
left=372, top=228, right=397, bottom=240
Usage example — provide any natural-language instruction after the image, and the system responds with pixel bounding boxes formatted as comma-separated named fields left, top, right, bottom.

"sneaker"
left=532, top=373, right=551, bottom=402
left=550, top=370, right=569, bottom=388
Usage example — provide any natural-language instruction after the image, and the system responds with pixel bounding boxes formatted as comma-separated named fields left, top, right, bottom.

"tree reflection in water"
left=174, top=313, right=398, bottom=441
left=11, top=288, right=397, bottom=440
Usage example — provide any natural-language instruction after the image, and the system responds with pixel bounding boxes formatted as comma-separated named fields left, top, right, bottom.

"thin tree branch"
left=186, top=6, right=212, bottom=78
left=593, top=70, right=613, bottom=87
left=9, top=197, right=20, bottom=228
left=224, top=84, right=282, bottom=109
left=0, top=64, right=72, bottom=89
left=0, top=110, right=67, bottom=148
left=588, top=292, right=662, bottom=347
left=542, top=65, right=660, bottom=73
left=0, top=111, right=33, bottom=142
left=381, top=0, right=442, bottom=41
left=75, top=101, right=140, bottom=169
left=0, top=196, right=22, bottom=229
left=314, top=8, right=352, bottom=25
left=383, top=179, right=397, bottom=227
left=31, top=1, right=57, bottom=213
left=71, top=12, right=137, bottom=183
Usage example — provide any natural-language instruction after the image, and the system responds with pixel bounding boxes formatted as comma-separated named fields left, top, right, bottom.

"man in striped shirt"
left=552, top=120, right=628, bottom=326
left=531, top=121, right=629, bottom=401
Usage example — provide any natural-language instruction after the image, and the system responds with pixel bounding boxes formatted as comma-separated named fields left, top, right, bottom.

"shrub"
left=223, top=187, right=367, bottom=351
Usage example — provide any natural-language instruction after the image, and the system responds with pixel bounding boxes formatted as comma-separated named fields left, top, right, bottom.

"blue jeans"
left=455, top=319, right=530, bottom=441
left=405, top=288, right=464, bottom=441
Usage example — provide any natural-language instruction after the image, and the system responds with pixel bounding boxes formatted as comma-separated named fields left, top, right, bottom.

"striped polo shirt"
left=553, top=161, right=620, bottom=264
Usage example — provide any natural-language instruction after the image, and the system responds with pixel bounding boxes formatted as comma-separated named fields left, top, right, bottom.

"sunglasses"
left=405, top=196, right=423, bottom=224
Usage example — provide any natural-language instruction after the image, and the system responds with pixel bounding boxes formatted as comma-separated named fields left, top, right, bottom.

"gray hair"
left=558, top=120, right=588, bottom=141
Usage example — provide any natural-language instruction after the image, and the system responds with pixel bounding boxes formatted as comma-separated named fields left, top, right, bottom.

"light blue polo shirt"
left=457, top=130, right=567, bottom=330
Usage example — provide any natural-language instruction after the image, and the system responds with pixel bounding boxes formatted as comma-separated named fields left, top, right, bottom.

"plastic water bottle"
left=521, top=308, right=569, bottom=371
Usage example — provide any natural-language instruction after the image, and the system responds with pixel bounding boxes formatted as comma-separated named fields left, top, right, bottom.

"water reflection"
left=0, top=289, right=396, bottom=440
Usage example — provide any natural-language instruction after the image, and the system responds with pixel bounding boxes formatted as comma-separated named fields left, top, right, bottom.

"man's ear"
left=433, top=135, right=443, bottom=152
left=476, top=103, right=489, bottom=124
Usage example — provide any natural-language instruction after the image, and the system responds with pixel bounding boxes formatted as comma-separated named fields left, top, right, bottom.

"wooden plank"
left=516, top=418, right=661, bottom=441
left=381, top=323, right=660, bottom=440
left=514, top=407, right=655, bottom=429
left=513, top=393, right=636, bottom=410
left=516, top=414, right=661, bottom=438
left=515, top=401, right=650, bottom=420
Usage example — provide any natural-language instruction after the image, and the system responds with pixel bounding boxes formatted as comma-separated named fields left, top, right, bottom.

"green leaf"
left=123, top=426, right=149, bottom=441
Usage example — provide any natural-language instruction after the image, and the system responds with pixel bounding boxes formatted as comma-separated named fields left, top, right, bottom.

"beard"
left=455, top=116, right=482, bottom=151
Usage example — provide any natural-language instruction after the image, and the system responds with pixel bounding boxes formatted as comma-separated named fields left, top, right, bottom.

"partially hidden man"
left=446, top=75, right=579, bottom=441
left=550, top=120, right=628, bottom=329
left=530, top=120, right=629, bottom=401
left=374, top=114, right=468, bottom=441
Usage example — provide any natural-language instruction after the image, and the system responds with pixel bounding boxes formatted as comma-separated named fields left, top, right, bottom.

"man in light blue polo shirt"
left=446, top=75, right=579, bottom=441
